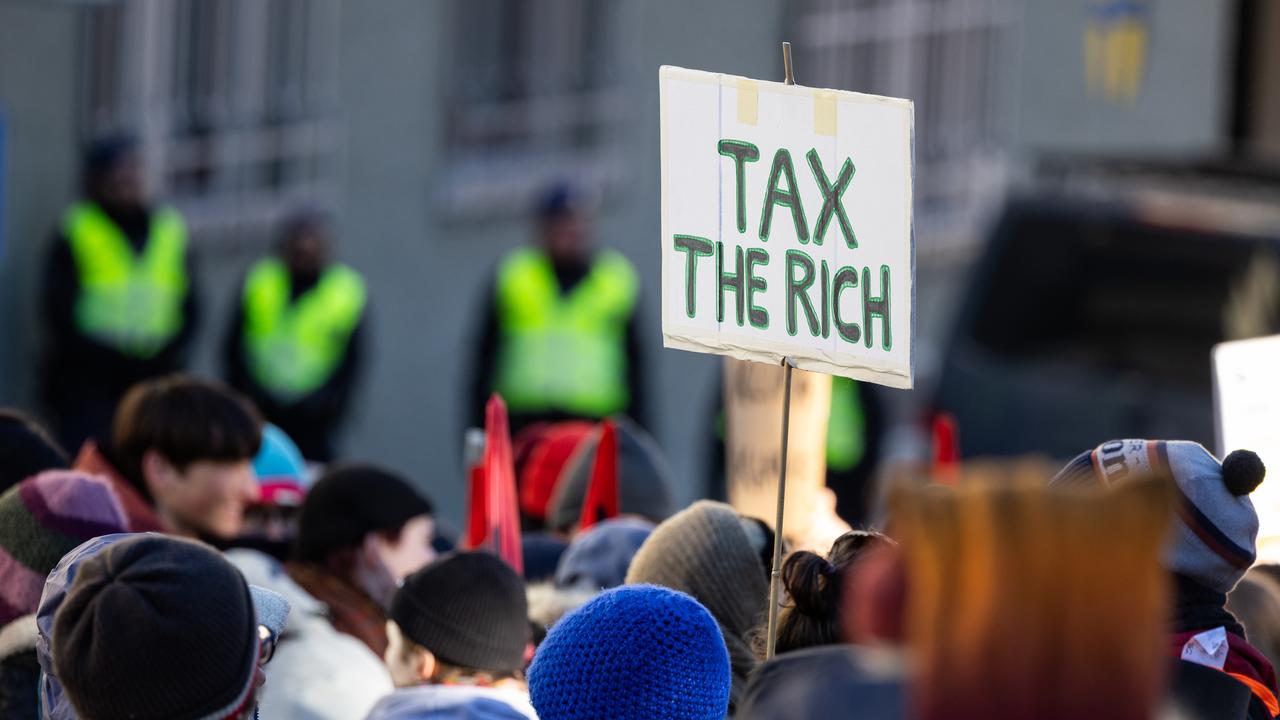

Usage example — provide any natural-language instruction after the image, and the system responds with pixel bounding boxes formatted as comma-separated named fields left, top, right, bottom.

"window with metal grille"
left=437, top=0, right=627, bottom=217
left=789, top=0, right=1014, bottom=256
left=79, top=0, right=341, bottom=249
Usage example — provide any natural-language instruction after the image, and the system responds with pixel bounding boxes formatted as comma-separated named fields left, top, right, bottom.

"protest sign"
left=660, top=65, right=915, bottom=388
left=1213, top=334, right=1280, bottom=564
left=724, top=358, right=849, bottom=550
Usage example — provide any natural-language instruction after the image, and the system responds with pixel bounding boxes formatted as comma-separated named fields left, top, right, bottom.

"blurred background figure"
left=468, top=182, right=645, bottom=437
left=226, top=212, right=367, bottom=462
left=232, top=422, right=312, bottom=561
left=41, top=136, right=199, bottom=452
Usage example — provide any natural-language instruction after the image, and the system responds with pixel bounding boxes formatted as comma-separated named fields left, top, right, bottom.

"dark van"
left=934, top=191, right=1280, bottom=459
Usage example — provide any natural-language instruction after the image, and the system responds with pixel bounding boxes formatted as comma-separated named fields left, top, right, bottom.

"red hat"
left=518, top=422, right=594, bottom=522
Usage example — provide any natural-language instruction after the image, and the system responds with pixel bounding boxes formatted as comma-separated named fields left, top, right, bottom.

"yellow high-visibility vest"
left=826, top=376, right=867, bottom=472
left=64, top=202, right=189, bottom=359
left=242, top=258, right=366, bottom=402
left=493, top=248, right=637, bottom=417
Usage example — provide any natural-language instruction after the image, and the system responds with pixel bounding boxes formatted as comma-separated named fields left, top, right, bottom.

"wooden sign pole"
left=764, top=41, right=797, bottom=662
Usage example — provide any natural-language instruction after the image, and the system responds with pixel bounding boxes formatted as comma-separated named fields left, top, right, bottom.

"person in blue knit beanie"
left=528, top=584, right=731, bottom=720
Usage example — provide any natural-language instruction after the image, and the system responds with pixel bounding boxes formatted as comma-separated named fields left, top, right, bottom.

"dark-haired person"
left=286, top=463, right=436, bottom=658
left=758, top=529, right=892, bottom=658
left=50, top=534, right=288, bottom=720
left=73, top=374, right=263, bottom=540
left=225, top=212, right=366, bottom=462
left=0, top=409, right=69, bottom=494
left=42, top=136, right=199, bottom=451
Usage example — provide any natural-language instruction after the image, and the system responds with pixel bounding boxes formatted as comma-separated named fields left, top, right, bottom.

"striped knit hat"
left=0, top=471, right=128, bottom=628
left=1052, top=440, right=1265, bottom=593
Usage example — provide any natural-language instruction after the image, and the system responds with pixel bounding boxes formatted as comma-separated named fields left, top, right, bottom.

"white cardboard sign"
left=1213, top=334, right=1280, bottom=564
left=660, top=66, right=915, bottom=388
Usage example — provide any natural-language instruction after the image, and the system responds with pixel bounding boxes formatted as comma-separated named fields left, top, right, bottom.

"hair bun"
left=781, top=551, right=834, bottom=617
left=1223, top=449, right=1266, bottom=497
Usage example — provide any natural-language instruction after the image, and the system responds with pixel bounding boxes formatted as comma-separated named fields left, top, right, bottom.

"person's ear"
left=141, top=450, right=180, bottom=497
left=362, top=532, right=391, bottom=568
left=418, top=648, right=436, bottom=682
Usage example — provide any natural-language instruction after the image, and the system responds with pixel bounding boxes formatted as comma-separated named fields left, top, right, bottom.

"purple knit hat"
left=0, top=471, right=128, bottom=627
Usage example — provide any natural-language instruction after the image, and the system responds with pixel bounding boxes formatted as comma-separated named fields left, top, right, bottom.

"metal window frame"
left=78, top=0, right=343, bottom=249
left=791, top=0, right=1016, bottom=257
left=436, top=0, right=627, bottom=219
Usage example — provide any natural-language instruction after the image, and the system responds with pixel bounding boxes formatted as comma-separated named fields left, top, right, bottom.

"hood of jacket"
left=36, top=532, right=136, bottom=720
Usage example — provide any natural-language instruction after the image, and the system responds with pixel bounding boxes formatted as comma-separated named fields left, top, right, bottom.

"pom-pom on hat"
left=528, top=585, right=731, bottom=720
left=1052, top=439, right=1265, bottom=593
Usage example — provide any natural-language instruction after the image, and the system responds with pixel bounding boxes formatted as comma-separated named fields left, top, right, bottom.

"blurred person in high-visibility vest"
left=468, top=182, right=646, bottom=435
left=225, top=212, right=367, bottom=462
left=40, top=136, right=200, bottom=452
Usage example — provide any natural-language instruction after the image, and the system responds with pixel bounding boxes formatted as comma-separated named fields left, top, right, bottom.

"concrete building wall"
left=0, top=3, right=81, bottom=411
left=1013, top=0, right=1235, bottom=156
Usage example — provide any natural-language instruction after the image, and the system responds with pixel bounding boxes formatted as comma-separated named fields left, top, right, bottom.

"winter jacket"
left=738, top=644, right=905, bottom=720
left=0, top=616, right=39, bottom=719
left=228, top=549, right=394, bottom=720
left=365, top=684, right=538, bottom=720
left=286, top=561, right=391, bottom=658
left=1171, top=627, right=1280, bottom=719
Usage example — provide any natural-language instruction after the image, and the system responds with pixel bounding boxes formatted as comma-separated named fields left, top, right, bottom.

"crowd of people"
left=0, top=371, right=1279, bottom=720
left=2, top=137, right=1279, bottom=719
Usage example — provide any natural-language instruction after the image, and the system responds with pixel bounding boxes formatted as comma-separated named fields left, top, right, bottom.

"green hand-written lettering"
left=669, top=139, right=887, bottom=352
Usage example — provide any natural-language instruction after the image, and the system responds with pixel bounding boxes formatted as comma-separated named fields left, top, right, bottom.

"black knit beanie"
left=53, top=535, right=259, bottom=720
left=294, top=463, right=434, bottom=563
left=390, top=552, right=529, bottom=674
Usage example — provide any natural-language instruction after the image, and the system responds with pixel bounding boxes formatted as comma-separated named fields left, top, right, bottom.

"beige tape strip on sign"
left=814, top=90, right=837, bottom=136
left=736, top=78, right=759, bottom=125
